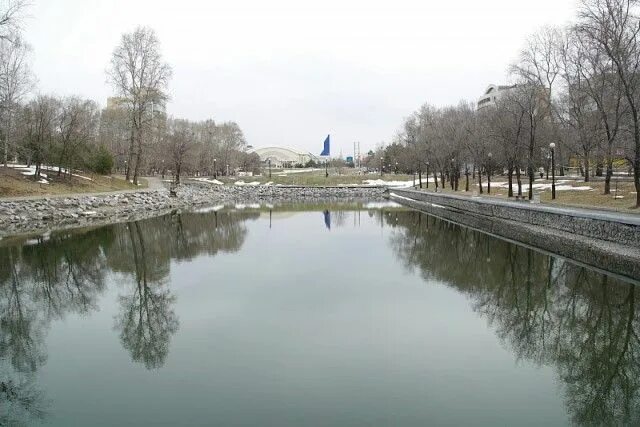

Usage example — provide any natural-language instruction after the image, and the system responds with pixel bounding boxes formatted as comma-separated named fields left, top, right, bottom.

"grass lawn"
left=0, top=166, right=147, bottom=198
left=210, top=168, right=414, bottom=186
left=424, top=176, right=639, bottom=213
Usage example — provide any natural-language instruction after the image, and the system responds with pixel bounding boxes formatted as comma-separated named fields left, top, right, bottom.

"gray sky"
left=27, top=0, right=577, bottom=155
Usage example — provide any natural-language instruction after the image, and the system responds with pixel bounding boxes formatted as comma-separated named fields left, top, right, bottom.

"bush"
left=90, top=145, right=114, bottom=174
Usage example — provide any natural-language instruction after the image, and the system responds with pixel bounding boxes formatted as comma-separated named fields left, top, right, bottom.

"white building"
left=250, top=146, right=321, bottom=168
left=477, top=84, right=516, bottom=110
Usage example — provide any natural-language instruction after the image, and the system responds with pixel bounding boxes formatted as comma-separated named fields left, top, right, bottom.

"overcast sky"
left=27, top=0, right=578, bottom=156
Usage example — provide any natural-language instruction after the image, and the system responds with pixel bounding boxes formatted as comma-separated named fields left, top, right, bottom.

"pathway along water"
left=0, top=203, right=636, bottom=426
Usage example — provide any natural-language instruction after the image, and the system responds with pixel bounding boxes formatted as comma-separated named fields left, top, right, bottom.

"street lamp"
left=426, top=161, right=429, bottom=189
left=395, top=161, right=398, bottom=174
left=487, top=152, right=492, bottom=194
left=213, top=158, right=217, bottom=179
left=380, top=157, right=384, bottom=176
left=550, top=143, right=556, bottom=200
left=226, top=164, right=230, bottom=176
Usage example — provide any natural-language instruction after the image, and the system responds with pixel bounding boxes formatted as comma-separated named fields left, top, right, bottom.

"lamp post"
left=550, top=142, right=556, bottom=200
left=395, top=161, right=398, bottom=175
left=226, top=164, right=229, bottom=176
left=213, top=158, right=217, bottom=179
left=426, top=161, right=430, bottom=189
left=487, top=152, right=492, bottom=194
left=268, top=159, right=272, bottom=179
left=380, top=157, right=383, bottom=176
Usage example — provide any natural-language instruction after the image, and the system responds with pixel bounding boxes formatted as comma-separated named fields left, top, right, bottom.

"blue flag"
left=320, top=134, right=330, bottom=156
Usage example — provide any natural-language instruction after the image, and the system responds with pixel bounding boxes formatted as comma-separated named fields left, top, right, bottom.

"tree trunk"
left=126, top=126, right=135, bottom=181
left=516, top=167, right=522, bottom=196
left=604, top=144, right=613, bottom=195
left=584, top=151, right=590, bottom=183
left=433, top=171, right=438, bottom=189
left=133, top=124, right=143, bottom=185
left=508, top=166, right=514, bottom=197
left=528, top=164, right=534, bottom=200
left=478, top=169, right=483, bottom=194
left=465, top=167, right=470, bottom=192
left=418, top=167, right=422, bottom=189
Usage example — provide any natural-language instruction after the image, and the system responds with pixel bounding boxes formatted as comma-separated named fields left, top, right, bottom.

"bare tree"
left=0, top=0, right=29, bottom=43
left=557, top=29, right=603, bottom=182
left=164, top=118, right=194, bottom=185
left=21, top=95, right=59, bottom=180
left=0, top=35, right=32, bottom=166
left=107, top=26, right=172, bottom=185
left=55, top=97, right=99, bottom=178
left=578, top=0, right=640, bottom=205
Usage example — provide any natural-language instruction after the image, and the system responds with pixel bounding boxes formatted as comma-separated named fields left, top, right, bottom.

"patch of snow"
left=194, top=205, right=225, bottom=213
left=263, top=181, right=274, bottom=186
left=363, top=201, right=402, bottom=209
left=37, top=179, right=49, bottom=184
left=193, top=177, right=224, bottom=185
left=363, top=179, right=414, bottom=187
left=487, top=181, right=592, bottom=192
left=234, top=180, right=260, bottom=186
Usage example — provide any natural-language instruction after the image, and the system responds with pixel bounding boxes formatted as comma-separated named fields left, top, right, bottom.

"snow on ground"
left=363, top=201, right=402, bottom=209
left=489, top=180, right=592, bottom=192
left=234, top=203, right=261, bottom=209
left=363, top=179, right=414, bottom=187
left=6, top=163, right=93, bottom=181
left=263, top=181, right=273, bottom=186
left=194, top=205, right=225, bottom=213
left=193, top=177, right=224, bottom=185
left=275, top=168, right=323, bottom=174
left=234, top=180, right=261, bottom=186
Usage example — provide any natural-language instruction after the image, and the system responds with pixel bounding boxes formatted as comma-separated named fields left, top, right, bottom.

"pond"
left=0, top=202, right=637, bottom=426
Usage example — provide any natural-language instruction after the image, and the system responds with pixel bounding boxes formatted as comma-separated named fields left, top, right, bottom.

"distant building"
left=251, top=146, right=321, bottom=168
left=477, top=84, right=516, bottom=110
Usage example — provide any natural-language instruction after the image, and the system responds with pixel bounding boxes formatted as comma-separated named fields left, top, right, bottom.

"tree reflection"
left=114, top=222, right=178, bottom=369
left=386, top=210, right=640, bottom=425
left=0, top=208, right=258, bottom=422
left=108, top=210, right=258, bottom=369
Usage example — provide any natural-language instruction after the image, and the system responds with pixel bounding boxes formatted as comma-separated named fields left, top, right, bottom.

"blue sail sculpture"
left=320, top=134, right=330, bottom=156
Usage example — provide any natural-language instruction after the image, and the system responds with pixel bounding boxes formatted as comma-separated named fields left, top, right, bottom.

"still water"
left=0, top=203, right=637, bottom=426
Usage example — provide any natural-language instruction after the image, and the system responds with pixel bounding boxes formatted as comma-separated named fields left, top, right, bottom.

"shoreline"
left=0, top=183, right=387, bottom=239
left=388, top=188, right=640, bottom=281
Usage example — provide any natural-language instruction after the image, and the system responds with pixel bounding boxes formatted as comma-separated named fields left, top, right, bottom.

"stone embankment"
left=0, top=183, right=386, bottom=237
left=388, top=188, right=640, bottom=281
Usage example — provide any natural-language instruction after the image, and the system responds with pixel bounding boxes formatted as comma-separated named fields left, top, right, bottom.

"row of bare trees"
left=372, top=0, right=640, bottom=207
left=0, top=4, right=253, bottom=185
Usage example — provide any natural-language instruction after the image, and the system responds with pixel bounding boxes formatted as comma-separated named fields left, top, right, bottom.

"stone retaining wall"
left=0, top=184, right=385, bottom=238
left=388, top=189, right=640, bottom=281
left=390, top=188, right=640, bottom=248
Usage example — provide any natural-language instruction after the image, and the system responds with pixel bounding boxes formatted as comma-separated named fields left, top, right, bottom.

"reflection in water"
left=385, top=210, right=640, bottom=425
left=0, top=206, right=637, bottom=424
left=0, top=210, right=258, bottom=424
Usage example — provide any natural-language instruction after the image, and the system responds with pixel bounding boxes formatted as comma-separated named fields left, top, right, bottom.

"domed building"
left=250, top=146, right=321, bottom=168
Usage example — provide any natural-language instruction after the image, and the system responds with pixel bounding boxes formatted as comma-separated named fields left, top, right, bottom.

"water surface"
left=0, top=203, right=637, bottom=426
